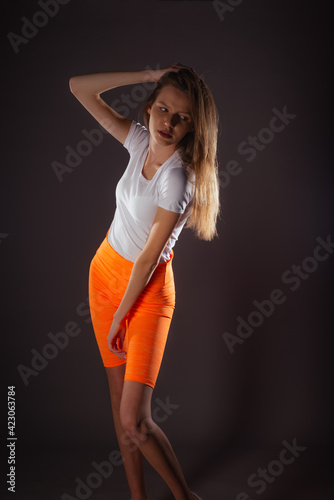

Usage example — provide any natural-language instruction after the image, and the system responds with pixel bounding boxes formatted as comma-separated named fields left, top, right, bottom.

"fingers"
left=108, top=338, right=126, bottom=360
left=112, top=349, right=126, bottom=360
left=111, top=337, right=124, bottom=352
left=169, top=63, right=184, bottom=72
left=109, top=347, right=126, bottom=360
left=108, top=331, right=127, bottom=360
left=111, top=335, right=120, bottom=350
left=171, top=62, right=191, bottom=70
left=106, top=320, right=127, bottom=359
left=163, top=63, right=194, bottom=77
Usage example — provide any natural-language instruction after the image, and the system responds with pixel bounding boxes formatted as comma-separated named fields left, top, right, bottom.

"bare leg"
left=106, top=366, right=148, bottom=500
left=120, top=380, right=194, bottom=500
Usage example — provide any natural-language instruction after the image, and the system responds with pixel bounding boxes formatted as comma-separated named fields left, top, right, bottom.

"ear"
left=147, top=106, right=151, bottom=115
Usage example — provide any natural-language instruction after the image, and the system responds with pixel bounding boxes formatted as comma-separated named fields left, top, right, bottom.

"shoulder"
left=161, top=153, right=195, bottom=191
left=123, top=120, right=150, bottom=154
left=159, top=158, right=195, bottom=203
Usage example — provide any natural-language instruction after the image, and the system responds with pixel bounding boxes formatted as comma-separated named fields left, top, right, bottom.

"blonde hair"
left=140, top=66, right=220, bottom=241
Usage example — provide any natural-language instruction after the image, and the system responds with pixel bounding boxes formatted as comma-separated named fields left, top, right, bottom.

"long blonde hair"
left=140, top=66, right=220, bottom=241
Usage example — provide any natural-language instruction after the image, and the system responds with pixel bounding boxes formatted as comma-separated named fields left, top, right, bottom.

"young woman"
left=69, top=63, right=220, bottom=500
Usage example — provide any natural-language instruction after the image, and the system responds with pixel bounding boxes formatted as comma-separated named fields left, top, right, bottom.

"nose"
left=164, top=115, right=177, bottom=128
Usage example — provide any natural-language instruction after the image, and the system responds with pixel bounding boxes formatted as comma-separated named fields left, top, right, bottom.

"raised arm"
left=69, top=70, right=151, bottom=145
left=69, top=64, right=183, bottom=145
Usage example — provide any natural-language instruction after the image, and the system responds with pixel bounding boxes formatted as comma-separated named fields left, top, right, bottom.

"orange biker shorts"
left=88, top=229, right=176, bottom=389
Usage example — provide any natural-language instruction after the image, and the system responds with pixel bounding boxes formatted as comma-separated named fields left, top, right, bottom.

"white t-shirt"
left=108, top=120, right=195, bottom=263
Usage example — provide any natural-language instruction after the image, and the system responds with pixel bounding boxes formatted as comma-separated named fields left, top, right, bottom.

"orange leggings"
left=88, top=229, right=176, bottom=389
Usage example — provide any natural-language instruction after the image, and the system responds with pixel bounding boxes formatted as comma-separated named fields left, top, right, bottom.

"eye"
left=158, top=107, right=190, bottom=123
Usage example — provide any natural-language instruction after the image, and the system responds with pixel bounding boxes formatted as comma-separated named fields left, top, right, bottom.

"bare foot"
left=191, top=492, right=203, bottom=500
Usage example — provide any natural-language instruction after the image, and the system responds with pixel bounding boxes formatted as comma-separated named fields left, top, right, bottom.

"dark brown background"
left=1, top=0, right=333, bottom=498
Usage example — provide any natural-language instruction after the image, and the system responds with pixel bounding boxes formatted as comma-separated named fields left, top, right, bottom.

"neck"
left=146, top=137, right=178, bottom=166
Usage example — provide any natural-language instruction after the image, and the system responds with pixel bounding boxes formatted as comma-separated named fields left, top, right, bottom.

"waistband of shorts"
left=102, top=229, right=174, bottom=270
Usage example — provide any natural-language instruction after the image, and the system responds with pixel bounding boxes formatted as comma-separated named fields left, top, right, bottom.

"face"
left=146, top=85, right=194, bottom=149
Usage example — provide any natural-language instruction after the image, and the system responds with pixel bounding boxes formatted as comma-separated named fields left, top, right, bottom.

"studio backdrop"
left=2, top=1, right=333, bottom=499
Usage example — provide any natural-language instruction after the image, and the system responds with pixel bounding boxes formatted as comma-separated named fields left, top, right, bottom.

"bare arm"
left=69, top=69, right=157, bottom=96
left=113, top=207, right=181, bottom=323
left=69, top=64, right=183, bottom=145
left=107, top=206, right=182, bottom=356
left=69, top=70, right=151, bottom=145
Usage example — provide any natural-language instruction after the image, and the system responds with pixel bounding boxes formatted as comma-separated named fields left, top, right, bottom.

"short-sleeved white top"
left=108, top=120, right=195, bottom=263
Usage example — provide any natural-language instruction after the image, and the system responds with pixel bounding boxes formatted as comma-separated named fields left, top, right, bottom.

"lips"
left=158, top=130, right=172, bottom=139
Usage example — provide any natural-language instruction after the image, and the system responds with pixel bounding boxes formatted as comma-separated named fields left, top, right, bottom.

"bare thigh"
left=119, top=380, right=155, bottom=438
left=106, top=367, right=154, bottom=432
left=105, top=364, right=126, bottom=410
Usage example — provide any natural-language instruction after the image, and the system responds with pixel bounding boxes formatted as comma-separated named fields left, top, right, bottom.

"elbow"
left=135, top=255, right=159, bottom=278
left=69, top=76, right=83, bottom=95
left=69, top=77, right=77, bottom=94
left=148, top=260, right=159, bottom=275
left=144, top=260, right=159, bottom=278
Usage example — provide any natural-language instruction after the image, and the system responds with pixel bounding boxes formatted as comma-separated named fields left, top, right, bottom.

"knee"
left=120, top=412, right=156, bottom=444
left=119, top=411, right=138, bottom=437
left=119, top=414, right=136, bottom=438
